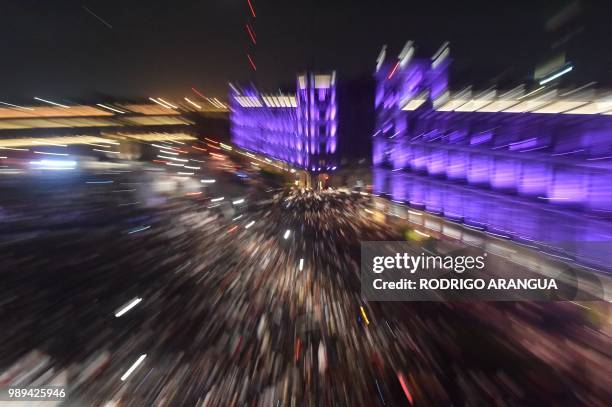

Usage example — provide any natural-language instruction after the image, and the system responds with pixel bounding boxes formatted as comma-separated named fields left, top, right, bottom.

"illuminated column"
left=296, top=72, right=338, bottom=172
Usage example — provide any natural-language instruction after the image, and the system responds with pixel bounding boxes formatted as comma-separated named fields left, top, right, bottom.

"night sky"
left=1, top=0, right=610, bottom=103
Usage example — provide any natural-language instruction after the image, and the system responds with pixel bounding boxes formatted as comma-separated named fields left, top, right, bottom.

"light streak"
left=191, top=87, right=206, bottom=99
left=360, top=306, right=370, bottom=325
left=0, top=101, right=34, bottom=110
left=148, top=97, right=172, bottom=109
left=206, top=97, right=223, bottom=108
left=213, top=98, right=226, bottom=109
left=518, top=86, right=546, bottom=100
left=34, top=97, right=69, bottom=108
left=115, top=297, right=142, bottom=317
left=184, top=97, right=201, bottom=109
left=397, top=372, right=414, bottom=405
left=246, top=24, right=257, bottom=44
left=247, top=54, right=257, bottom=71
left=387, top=61, right=400, bottom=80
left=539, top=65, right=573, bottom=85
left=157, top=98, right=178, bottom=109
left=82, top=6, right=113, bottom=29
left=33, top=151, right=68, bottom=156
left=120, top=354, right=147, bottom=381
left=93, top=149, right=120, bottom=154
left=128, top=225, right=150, bottom=234
left=96, top=103, right=125, bottom=114
left=29, top=159, right=76, bottom=169
left=414, top=229, right=430, bottom=238
left=247, top=0, right=256, bottom=17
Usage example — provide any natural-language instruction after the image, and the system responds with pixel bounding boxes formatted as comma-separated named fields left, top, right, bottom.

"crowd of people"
left=0, top=162, right=610, bottom=406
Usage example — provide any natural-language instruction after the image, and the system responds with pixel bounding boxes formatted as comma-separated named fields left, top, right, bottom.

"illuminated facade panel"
left=230, top=72, right=338, bottom=171
left=374, top=41, right=612, bottom=228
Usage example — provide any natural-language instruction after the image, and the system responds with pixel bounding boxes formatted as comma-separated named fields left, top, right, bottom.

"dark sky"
left=1, top=0, right=610, bottom=103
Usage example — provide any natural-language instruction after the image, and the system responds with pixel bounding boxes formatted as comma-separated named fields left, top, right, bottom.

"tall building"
left=373, top=41, right=612, bottom=268
left=230, top=72, right=338, bottom=173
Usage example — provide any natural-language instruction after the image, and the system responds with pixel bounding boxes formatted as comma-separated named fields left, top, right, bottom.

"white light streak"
left=213, top=98, right=226, bottom=108
left=96, top=103, right=125, bottom=114
left=33, top=151, right=68, bottom=156
left=157, top=98, right=178, bottom=109
left=115, top=297, right=143, bottom=317
left=149, top=97, right=172, bottom=109
left=518, top=86, right=546, bottom=100
left=120, top=354, right=147, bottom=381
left=93, top=149, right=120, bottom=154
left=34, top=97, right=70, bottom=108
left=539, top=66, right=573, bottom=85
left=0, top=101, right=34, bottom=110
left=184, top=97, right=201, bottom=109
left=29, top=159, right=76, bottom=169
left=152, top=143, right=177, bottom=150
left=128, top=225, right=151, bottom=234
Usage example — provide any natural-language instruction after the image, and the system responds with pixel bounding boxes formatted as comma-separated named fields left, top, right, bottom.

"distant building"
left=230, top=72, right=338, bottom=173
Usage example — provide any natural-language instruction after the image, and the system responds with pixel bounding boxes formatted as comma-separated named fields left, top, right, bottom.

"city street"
left=0, top=155, right=610, bottom=406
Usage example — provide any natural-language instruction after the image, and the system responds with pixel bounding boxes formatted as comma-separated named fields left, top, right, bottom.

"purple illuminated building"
left=374, top=41, right=612, bottom=266
left=230, top=72, right=338, bottom=172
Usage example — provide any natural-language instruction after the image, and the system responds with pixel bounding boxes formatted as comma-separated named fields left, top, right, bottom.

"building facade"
left=373, top=42, right=612, bottom=268
left=230, top=72, right=338, bottom=172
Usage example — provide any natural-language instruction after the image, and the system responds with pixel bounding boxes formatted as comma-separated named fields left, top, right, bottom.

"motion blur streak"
left=247, top=53, right=257, bottom=71
left=246, top=0, right=256, bottom=18
left=360, top=306, right=370, bottom=325
left=33, top=97, right=70, bottom=108
left=120, top=355, right=147, bottom=381
left=114, top=298, right=143, bottom=317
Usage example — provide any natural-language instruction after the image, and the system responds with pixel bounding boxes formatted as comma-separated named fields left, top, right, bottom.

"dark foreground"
left=0, top=170, right=610, bottom=406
